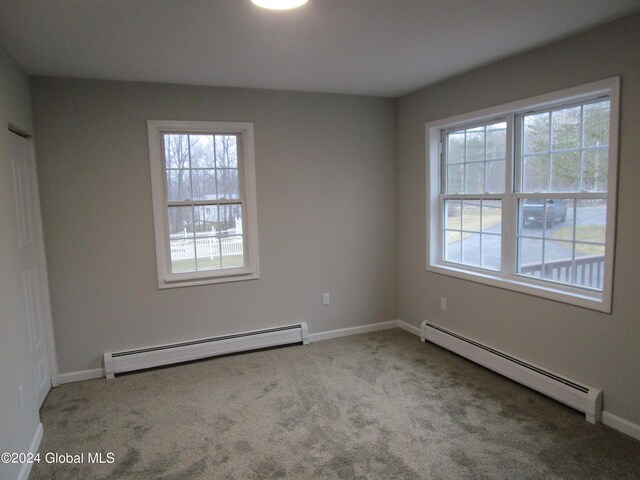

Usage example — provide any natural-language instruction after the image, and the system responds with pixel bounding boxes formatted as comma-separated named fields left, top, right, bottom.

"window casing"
left=426, top=79, right=619, bottom=312
left=148, top=121, right=260, bottom=289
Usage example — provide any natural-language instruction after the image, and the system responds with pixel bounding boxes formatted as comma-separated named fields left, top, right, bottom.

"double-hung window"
left=427, top=79, right=619, bottom=312
left=148, top=121, right=259, bottom=288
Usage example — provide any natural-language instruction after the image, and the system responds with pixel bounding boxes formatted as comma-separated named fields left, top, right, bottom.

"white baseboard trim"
left=602, top=411, right=640, bottom=441
left=309, top=320, right=399, bottom=343
left=58, top=367, right=104, bottom=384
left=396, top=320, right=421, bottom=337
left=59, top=321, right=418, bottom=383
left=16, top=422, right=43, bottom=480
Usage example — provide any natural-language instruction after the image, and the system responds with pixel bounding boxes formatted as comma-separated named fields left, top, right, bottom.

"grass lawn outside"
left=553, top=225, right=605, bottom=255
left=171, top=254, right=245, bottom=273
left=446, top=209, right=502, bottom=244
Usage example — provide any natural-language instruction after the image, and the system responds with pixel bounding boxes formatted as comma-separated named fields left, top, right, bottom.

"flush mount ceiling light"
left=251, top=0, right=308, bottom=10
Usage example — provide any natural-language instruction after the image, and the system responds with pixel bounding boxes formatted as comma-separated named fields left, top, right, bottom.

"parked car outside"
left=522, top=199, right=567, bottom=227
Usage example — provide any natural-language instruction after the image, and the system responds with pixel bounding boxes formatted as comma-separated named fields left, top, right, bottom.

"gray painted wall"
left=31, top=79, right=398, bottom=375
left=397, top=14, right=640, bottom=425
left=0, top=47, right=41, bottom=480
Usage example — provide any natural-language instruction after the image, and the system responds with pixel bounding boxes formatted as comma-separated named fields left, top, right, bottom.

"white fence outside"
left=170, top=234, right=243, bottom=261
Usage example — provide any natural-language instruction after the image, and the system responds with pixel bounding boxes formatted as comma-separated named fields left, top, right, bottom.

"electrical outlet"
left=322, top=292, right=330, bottom=305
left=18, top=385, right=24, bottom=407
left=440, top=297, right=447, bottom=311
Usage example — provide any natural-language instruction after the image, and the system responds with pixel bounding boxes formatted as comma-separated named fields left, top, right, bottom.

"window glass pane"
left=465, top=162, right=484, bottom=194
left=465, top=130, right=484, bottom=162
left=444, top=231, right=462, bottom=263
left=166, top=169, right=191, bottom=202
left=486, top=127, right=506, bottom=160
left=447, top=132, right=465, bottom=164
left=168, top=206, right=195, bottom=273
left=444, top=200, right=501, bottom=270
left=462, top=201, right=481, bottom=232
left=574, top=200, right=606, bottom=246
left=572, top=252, right=605, bottom=290
left=193, top=205, right=218, bottom=235
left=170, top=241, right=196, bottom=273
left=517, top=198, right=603, bottom=290
left=481, top=200, right=502, bottom=233
left=168, top=206, right=193, bottom=236
left=194, top=236, right=222, bottom=271
left=519, top=199, right=569, bottom=234
left=481, top=234, right=501, bottom=270
left=523, top=113, right=549, bottom=154
left=552, top=106, right=580, bottom=150
left=222, top=205, right=245, bottom=268
left=189, top=135, right=215, bottom=169
left=447, top=164, right=464, bottom=194
left=217, top=204, right=242, bottom=234
left=192, top=206, right=221, bottom=272
left=192, top=170, right=216, bottom=200
left=522, top=155, right=549, bottom=192
left=518, top=237, right=543, bottom=278
left=542, top=239, right=574, bottom=283
left=522, top=101, right=610, bottom=196
left=555, top=199, right=573, bottom=234
left=551, top=152, right=580, bottom=191
left=216, top=135, right=238, bottom=168
left=461, top=235, right=480, bottom=267
left=164, top=134, right=190, bottom=169
left=572, top=200, right=606, bottom=289
left=583, top=149, right=608, bottom=192
left=444, top=200, right=461, bottom=230
left=216, top=169, right=240, bottom=199
left=219, top=204, right=245, bottom=269
left=485, top=160, right=505, bottom=193
left=583, top=101, right=610, bottom=148
left=445, top=122, right=506, bottom=194
left=533, top=238, right=605, bottom=291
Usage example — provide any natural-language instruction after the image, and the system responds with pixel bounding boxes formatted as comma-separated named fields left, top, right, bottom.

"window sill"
left=158, top=271, right=260, bottom=289
left=426, top=262, right=610, bottom=313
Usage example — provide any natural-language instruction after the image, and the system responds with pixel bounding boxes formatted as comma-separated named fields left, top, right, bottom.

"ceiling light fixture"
left=251, top=0, right=308, bottom=10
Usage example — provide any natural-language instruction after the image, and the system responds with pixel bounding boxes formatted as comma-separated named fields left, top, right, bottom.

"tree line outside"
left=444, top=100, right=609, bottom=196
left=164, top=134, right=242, bottom=237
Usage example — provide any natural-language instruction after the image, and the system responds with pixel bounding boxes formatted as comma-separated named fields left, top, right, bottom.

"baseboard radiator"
left=104, top=322, right=309, bottom=380
left=420, top=321, right=603, bottom=424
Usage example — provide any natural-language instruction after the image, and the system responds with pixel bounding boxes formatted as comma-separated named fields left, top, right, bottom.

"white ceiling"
left=0, top=0, right=639, bottom=97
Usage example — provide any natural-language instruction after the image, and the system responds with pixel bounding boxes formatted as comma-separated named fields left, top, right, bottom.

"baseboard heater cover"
left=420, top=321, right=603, bottom=424
left=104, top=322, right=309, bottom=379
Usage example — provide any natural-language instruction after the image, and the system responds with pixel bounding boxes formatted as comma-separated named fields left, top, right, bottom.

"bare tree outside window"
left=163, top=133, right=245, bottom=274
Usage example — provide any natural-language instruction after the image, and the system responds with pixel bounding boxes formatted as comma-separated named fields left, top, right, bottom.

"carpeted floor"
left=31, top=329, right=640, bottom=479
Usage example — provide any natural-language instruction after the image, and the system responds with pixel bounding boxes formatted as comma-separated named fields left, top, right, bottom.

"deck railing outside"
left=519, top=254, right=605, bottom=290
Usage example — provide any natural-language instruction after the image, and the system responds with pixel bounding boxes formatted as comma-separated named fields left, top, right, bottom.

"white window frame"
left=148, top=120, right=260, bottom=289
left=426, top=78, right=620, bottom=312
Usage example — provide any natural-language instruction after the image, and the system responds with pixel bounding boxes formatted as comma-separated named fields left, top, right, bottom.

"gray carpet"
left=31, top=329, right=640, bottom=479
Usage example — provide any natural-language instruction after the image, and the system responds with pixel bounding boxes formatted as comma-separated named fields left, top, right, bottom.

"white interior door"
left=9, top=131, right=52, bottom=407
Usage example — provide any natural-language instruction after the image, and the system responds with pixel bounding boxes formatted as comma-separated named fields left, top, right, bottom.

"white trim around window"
left=148, top=120, right=260, bottom=289
left=426, top=78, right=620, bottom=312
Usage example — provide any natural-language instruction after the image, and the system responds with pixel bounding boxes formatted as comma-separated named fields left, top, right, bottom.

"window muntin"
left=148, top=121, right=259, bottom=289
left=427, top=79, right=618, bottom=312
